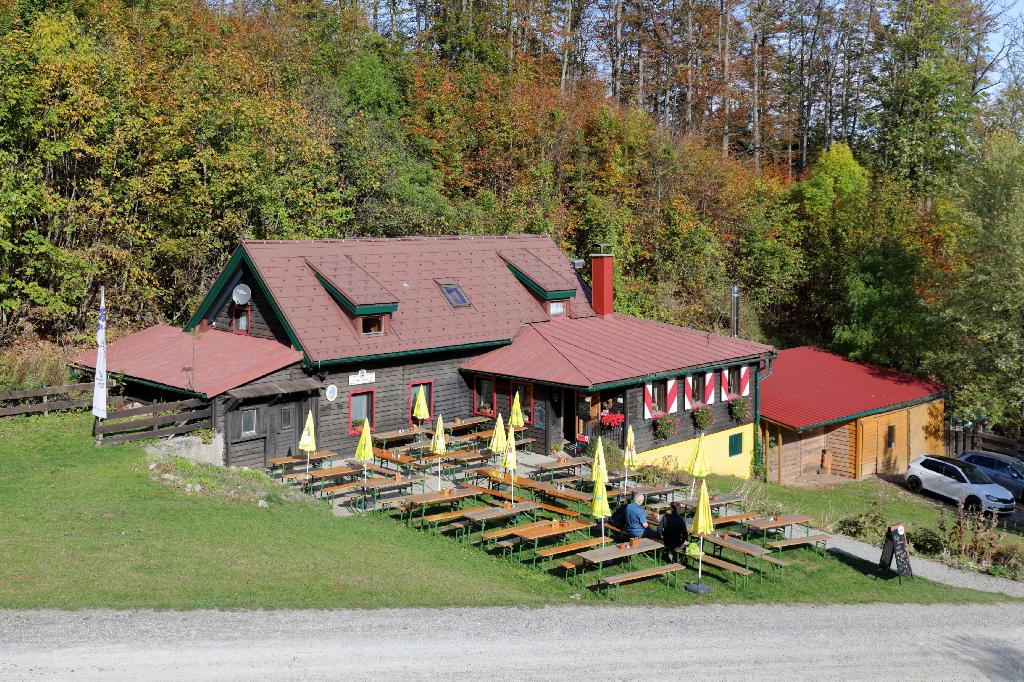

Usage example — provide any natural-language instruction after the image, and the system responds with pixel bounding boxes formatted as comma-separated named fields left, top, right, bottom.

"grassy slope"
left=0, top=414, right=1011, bottom=608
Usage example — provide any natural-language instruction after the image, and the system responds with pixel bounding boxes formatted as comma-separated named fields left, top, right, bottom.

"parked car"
left=903, top=455, right=1016, bottom=515
left=957, top=451, right=1024, bottom=502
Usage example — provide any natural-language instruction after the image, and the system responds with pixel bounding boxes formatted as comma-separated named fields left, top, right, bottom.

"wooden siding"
left=858, top=409, right=911, bottom=478
left=825, top=422, right=856, bottom=478
left=908, top=399, right=944, bottom=456
left=211, top=266, right=292, bottom=346
left=766, top=424, right=824, bottom=483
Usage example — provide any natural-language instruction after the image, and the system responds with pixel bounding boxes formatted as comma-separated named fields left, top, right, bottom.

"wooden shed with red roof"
left=74, top=235, right=775, bottom=476
left=759, top=347, right=946, bottom=484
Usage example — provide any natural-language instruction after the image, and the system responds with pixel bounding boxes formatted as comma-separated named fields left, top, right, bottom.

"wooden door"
left=858, top=417, right=879, bottom=478
left=877, top=410, right=909, bottom=475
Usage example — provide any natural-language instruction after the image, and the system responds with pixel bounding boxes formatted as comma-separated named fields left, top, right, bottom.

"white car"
left=904, top=455, right=1016, bottom=515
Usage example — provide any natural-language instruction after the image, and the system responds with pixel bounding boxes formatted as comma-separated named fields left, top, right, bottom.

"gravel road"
left=2, top=604, right=1022, bottom=681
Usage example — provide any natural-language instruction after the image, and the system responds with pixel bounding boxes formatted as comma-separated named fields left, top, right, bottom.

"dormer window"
left=549, top=300, right=566, bottom=317
left=232, top=305, right=250, bottom=335
left=360, top=315, right=384, bottom=336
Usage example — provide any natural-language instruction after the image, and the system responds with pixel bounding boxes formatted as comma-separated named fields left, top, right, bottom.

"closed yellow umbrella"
left=686, top=479, right=716, bottom=594
left=590, top=437, right=608, bottom=486
left=412, top=385, right=430, bottom=423
left=354, top=418, right=373, bottom=484
left=509, top=391, right=525, bottom=428
left=489, top=413, right=507, bottom=455
left=684, top=433, right=711, bottom=498
left=591, top=477, right=611, bottom=543
left=623, top=425, right=638, bottom=492
left=298, top=410, right=317, bottom=472
left=430, top=415, right=447, bottom=489
left=501, top=423, right=517, bottom=503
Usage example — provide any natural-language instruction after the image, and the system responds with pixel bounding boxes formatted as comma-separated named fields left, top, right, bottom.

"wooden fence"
left=945, top=424, right=1024, bottom=461
left=0, top=381, right=118, bottom=419
left=94, top=398, right=212, bottom=446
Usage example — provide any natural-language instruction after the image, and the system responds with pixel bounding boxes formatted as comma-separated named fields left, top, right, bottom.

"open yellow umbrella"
left=591, top=477, right=611, bottom=544
left=623, top=425, right=638, bottom=492
left=489, top=412, right=507, bottom=456
left=684, top=433, right=711, bottom=498
left=354, top=418, right=373, bottom=484
left=412, top=385, right=430, bottom=424
left=429, top=415, right=448, bottom=489
left=509, top=391, right=525, bottom=429
left=501, top=423, right=517, bottom=503
left=686, top=479, right=716, bottom=594
left=298, top=410, right=317, bottom=472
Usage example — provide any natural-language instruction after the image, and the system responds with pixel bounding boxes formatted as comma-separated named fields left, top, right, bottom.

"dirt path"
left=2, top=604, right=1022, bottom=680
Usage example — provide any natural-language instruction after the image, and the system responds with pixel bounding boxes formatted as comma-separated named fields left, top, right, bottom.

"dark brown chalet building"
left=75, top=236, right=774, bottom=477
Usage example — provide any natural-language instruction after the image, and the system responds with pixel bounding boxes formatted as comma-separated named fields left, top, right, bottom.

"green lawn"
left=0, top=413, right=1013, bottom=608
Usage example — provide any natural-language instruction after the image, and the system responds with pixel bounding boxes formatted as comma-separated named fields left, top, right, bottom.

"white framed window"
left=549, top=300, right=566, bottom=317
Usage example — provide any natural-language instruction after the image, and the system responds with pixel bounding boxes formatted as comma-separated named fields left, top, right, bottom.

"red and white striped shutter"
left=704, top=372, right=715, bottom=405
left=666, top=379, right=678, bottom=413
left=643, top=382, right=654, bottom=419
left=720, top=369, right=729, bottom=401
left=740, top=365, right=750, bottom=396
left=683, top=376, right=692, bottom=410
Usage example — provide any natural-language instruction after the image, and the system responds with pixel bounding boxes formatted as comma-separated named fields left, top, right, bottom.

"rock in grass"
left=258, top=499, right=268, bottom=508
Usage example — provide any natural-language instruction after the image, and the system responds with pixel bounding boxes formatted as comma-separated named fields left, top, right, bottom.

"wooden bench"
left=462, top=484, right=581, bottom=518
left=598, top=563, right=685, bottom=594
left=533, top=537, right=608, bottom=567
left=376, top=494, right=419, bottom=511
left=715, top=512, right=756, bottom=525
left=559, top=556, right=586, bottom=585
left=687, top=552, right=753, bottom=588
left=422, top=505, right=490, bottom=530
left=767, top=534, right=830, bottom=555
left=759, top=554, right=789, bottom=580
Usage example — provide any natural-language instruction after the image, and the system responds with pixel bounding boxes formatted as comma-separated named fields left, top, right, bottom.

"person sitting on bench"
left=625, top=493, right=661, bottom=540
left=657, top=502, right=688, bottom=557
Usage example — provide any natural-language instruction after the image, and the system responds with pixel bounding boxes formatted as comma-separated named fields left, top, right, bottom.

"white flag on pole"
left=91, top=287, right=107, bottom=419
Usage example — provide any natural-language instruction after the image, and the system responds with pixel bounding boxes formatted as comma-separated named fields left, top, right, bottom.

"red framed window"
left=510, top=381, right=534, bottom=424
left=408, top=381, right=434, bottom=423
left=232, top=304, right=250, bottom=335
left=473, top=376, right=496, bottom=417
left=348, top=390, right=375, bottom=436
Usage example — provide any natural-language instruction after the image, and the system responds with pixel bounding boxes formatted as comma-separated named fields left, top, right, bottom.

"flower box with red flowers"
left=600, top=413, right=625, bottom=428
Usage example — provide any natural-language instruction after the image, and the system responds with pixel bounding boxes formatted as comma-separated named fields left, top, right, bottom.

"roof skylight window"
left=440, top=283, right=471, bottom=308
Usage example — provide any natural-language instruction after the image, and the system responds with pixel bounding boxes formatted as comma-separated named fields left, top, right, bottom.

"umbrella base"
left=685, top=582, right=711, bottom=595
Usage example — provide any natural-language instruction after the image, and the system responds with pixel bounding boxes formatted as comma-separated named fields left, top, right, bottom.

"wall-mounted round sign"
left=325, top=384, right=338, bottom=402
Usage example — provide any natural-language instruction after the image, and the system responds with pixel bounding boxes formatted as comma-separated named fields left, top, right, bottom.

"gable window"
left=409, top=381, right=434, bottom=423
left=349, top=390, right=375, bottom=435
left=440, top=283, right=471, bottom=308
left=549, top=300, right=566, bottom=317
left=232, top=305, right=250, bottom=335
left=474, top=376, right=496, bottom=416
left=360, top=315, right=384, bottom=336
left=691, top=373, right=706, bottom=405
left=886, top=424, right=896, bottom=449
left=727, top=367, right=741, bottom=396
left=510, top=381, right=534, bottom=424
left=240, top=407, right=258, bottom=436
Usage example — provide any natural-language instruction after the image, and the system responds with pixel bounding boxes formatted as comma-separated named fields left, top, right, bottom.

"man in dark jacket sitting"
left=657, top=502, right=689, bottom=557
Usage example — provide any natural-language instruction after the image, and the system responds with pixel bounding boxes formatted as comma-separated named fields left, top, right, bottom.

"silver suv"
left=904, top=455, right=1016, bottom=515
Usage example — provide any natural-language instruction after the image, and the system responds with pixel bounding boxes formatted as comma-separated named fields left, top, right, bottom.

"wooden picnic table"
left=617, top=483, right=685, bottom=501
left=513, top=519, right=592, bottom=556
left=746, top=513, right=815, bottom=545
left=460, top=501, right=540, bottom=541
left=268, top=450, right=336, bottom=469
left=671, top=494, right=744, bottom=514
left=577, top=537, right=662, bottom=582
left=402, top=488, right=479, bottom=524
left=530, top=457, right=590, bottom=480
left=371, top=427, right=425, bottom=446
left=528, top=479, right=590, bottom=503
left=699, top=532, right=772, bottom=558
left=347, top=475, right=426, bottom=511
left=310, top=464, right=362, bottom=480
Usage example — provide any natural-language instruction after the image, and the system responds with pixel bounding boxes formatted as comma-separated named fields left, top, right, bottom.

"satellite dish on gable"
left=232, top=284, right=252, bottom=305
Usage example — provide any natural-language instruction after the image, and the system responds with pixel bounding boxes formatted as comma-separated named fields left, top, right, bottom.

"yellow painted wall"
left=636, top=423, right=754, bottom=479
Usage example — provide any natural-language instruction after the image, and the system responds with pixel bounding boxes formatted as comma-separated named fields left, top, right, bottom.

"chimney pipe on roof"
left=731, top=284, right=740, bottom=337
left=591, top=243, right=614, bottom=317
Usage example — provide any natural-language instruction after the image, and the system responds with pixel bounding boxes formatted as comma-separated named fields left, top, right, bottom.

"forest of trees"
left=1, top=0, right=1023, bottom=431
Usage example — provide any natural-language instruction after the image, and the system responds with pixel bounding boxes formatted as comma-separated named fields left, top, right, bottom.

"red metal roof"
left=462, top=315, right=773, bottom=388
left=498, top=249, right=579, bottom=292
left=760, top=346, right=945, bottom=431
left=71, top=325, right=302, bottom=397
left=241, top=236, right=593, bottom=363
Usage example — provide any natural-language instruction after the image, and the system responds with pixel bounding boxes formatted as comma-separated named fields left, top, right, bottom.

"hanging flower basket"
left=729, top=397, right=750, bottom=422
left=652, top=412, right=677, bottom=440
left=692, top=406, right=714, bottom=432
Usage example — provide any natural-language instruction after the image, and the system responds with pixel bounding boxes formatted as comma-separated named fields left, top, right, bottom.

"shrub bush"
left=991, top=543, right=1024, bottom=580
left=908, top=526, right=945, bottom=556
left=586, top=437, right=624, bottom=472
left=834, top=509, right=886, bottom=543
